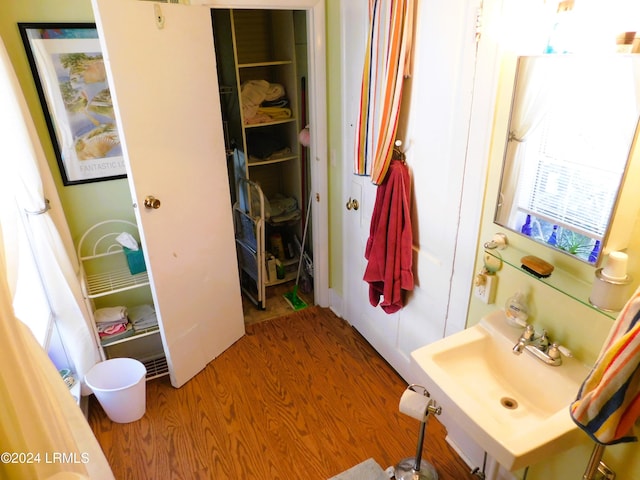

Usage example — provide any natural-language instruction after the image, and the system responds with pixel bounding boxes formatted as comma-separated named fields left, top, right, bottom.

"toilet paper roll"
left=399, top=388, right=430, bottom=422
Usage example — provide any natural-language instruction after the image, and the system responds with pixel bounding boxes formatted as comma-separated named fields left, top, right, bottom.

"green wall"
left=1, top=0, right=345, bottom=292
left=467, top=34, right=640, bottom=480
left=0, top=0, right=136, bottom=249
left=326, top=0, right=343, bottom=293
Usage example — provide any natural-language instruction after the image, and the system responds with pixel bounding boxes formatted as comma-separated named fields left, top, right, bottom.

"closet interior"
left=212, top=9, right=314, bottom=314
left=77, top=220, right=167, bottom=380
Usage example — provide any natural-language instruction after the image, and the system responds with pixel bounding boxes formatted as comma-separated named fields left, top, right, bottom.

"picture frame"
left=18, top=23, right=126, bottom=186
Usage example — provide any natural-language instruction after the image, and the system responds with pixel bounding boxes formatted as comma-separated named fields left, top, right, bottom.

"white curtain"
left=495, top=56, right=559, bottom=226
left=0, top=245, right=113, bottom=479
left=0, top=36, right=112, bottom=479
left=0, top=37, right=100, bottom=391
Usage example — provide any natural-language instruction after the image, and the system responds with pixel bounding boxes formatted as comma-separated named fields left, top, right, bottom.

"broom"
left=283, top=191, right=312, bottom=311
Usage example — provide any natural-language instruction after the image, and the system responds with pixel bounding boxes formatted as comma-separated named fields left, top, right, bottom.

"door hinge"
left=475, top=3, right=483, bottom=44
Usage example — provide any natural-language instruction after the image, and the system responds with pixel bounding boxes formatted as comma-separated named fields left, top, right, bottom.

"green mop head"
left=283, top=285, right=307, bottom=311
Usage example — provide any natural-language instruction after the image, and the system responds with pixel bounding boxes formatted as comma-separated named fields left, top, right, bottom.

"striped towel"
left=570, top=285, right=640, bottom=445
left=354, top=0, right=415, bottom=185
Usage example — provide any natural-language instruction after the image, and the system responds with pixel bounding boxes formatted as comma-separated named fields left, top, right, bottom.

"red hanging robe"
left=363, top=159, right=414, bottom=313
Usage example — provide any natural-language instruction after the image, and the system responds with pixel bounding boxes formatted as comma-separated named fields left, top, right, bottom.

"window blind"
left=516, top=94, right=631, bottom=240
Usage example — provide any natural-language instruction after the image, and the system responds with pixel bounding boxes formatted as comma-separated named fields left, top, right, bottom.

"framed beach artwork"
left=19, top=23, right=126, bottom=185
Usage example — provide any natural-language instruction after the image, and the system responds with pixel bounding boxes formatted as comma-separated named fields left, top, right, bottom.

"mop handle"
left=295, top=191, right=313, bottom=285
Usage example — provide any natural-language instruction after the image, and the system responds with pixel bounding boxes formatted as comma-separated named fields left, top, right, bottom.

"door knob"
left=144, top=195, right=161, bottom=209
left=345, top=197, right=359, bottom=211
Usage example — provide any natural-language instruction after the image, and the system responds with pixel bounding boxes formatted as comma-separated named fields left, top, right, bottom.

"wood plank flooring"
left=242, top=280, right=314, bottom=326
left=88, top=306, right=475, bottom=479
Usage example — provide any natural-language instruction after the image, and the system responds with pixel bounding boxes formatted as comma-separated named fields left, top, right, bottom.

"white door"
left=341, top=0, right=484, bottom=381
left=341, top=0, right=406, bottom=372
left=93, top=0, right=245, bottom=388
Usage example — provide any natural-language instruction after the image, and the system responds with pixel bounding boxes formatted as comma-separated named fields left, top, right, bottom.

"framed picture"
left=19, top=23, right=126, bottom=186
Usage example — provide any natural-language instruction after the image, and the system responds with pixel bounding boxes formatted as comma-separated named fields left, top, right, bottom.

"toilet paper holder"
left=395, top=384, right=442, bottom=480
left=400, top=384, right=442, bottom=420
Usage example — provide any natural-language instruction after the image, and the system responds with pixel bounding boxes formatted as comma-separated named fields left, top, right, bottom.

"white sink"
left=411, top=310, right=591, bottom=471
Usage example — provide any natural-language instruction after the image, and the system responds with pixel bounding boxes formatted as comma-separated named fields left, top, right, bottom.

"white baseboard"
left=329, top=288, right=344, bottom=319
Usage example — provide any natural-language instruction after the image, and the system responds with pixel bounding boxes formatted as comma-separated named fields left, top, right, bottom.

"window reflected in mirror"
left=495, top=55, right=640, bottom=264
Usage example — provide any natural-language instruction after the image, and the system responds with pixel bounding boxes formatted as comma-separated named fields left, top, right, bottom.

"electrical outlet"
left=474, top=273, right=496, bottom=304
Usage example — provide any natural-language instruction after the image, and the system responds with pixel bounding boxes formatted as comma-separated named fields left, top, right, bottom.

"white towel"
left=127, top=304, right=155, bottom=323
left=241, top=80, right=269, bottom=120
left=94, top=306, right=127, bottom=324
left=264, top=83, right=285, bottom=101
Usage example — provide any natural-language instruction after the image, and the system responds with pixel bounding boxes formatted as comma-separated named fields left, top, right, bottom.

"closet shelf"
left=218, top=9, right=304, bottom=311
left=238, top=60, right=292, bottom=69
left=244, top=118, right=297, bottom=129
left=248, top=154, right=298, bottom=167
left=84, top=266, right=150, bottom=298
left=265, top=270, right=297, bottom=287
left=78, top=219, right=167, bottom=381
left=100, top=325, right=160, bottom=347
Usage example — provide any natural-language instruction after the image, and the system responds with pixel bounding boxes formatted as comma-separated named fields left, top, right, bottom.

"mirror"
left=495, top=55, right=640, bottom=265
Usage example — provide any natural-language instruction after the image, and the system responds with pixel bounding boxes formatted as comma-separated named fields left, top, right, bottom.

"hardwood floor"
left=241, top=279, right=314, bottom=326
left=88, top=306, right=475, bottom=479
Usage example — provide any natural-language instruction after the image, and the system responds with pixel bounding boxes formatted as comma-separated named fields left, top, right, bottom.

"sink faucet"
left=512, top=324, right=571, bottom=366
left=512, top=324, right=536, bottom=354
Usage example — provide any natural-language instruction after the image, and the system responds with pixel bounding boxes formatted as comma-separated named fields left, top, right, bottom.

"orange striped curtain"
left=354, top=0, right=415, bottom=185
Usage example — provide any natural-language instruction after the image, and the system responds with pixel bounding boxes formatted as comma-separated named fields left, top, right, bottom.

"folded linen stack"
left=128, top=304, right=158, bottom=332
left=94, top=306, right=133, bottom=344
left=266, top=194, right=300, bottom=223
left=241, top=80, right=291, bottom=125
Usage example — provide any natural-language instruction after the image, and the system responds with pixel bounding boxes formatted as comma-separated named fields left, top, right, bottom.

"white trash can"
left=85, top=358, right=147, bottom=423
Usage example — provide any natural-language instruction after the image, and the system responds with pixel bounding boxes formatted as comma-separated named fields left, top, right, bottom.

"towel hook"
left=392, top=139, right=406, bottom=163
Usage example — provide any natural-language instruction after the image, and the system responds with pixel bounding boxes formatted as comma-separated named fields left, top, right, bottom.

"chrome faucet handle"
left=547, top=343, right=572, bottom=361
left=522, top=324, right=535, bottom=340
left=538, top=330, right=550, bottom=350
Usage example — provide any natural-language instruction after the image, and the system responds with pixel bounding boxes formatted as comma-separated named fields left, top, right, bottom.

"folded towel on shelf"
left=244, top=112, right=274, bottom=125
left=261, top=97, right=289, bottom=108
left=128, top=304, right=158, bottom=332
left=245, top=106, right=292, bottom=125
left=268, top=195, right=298, bottom=218
left=99, top=323, right=134, bottom=345
left=127, top=304, right=155, bottom=322
left=240, top=80, right=289, bottom=124
left=98, top=322, right=128, bottom=337
left=132, top=319, right=158, bottom=332
left=256, top=106, right=292, bottom=121
left=94, top=306, right=127, bottom=324
left=240, top=79, right=270, bottom=120
left=262, top=194, right=300, bottom=223
left=269, top=209, right=301, bottom=224
left=264, top=83, right=285, bottom=101
left=570, top=285, right=640, bottom=445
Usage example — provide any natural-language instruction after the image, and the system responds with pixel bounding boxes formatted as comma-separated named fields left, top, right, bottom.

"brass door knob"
left=345, top=197, right=359, bottom=211
left=144, top=195, right=161, bottom=209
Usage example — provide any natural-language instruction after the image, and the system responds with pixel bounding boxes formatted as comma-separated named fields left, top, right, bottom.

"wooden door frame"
left=196, top=0, right=329, bottom=308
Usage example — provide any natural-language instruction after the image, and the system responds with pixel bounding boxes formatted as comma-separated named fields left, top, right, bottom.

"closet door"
left=92, top=0, right=244, bottom=388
